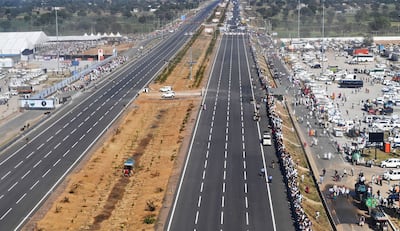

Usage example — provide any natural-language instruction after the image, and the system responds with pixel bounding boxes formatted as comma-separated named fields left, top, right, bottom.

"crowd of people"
left=58, top=55, right=128, bottom=94
left=266, top=92, right=313, bottom=231
left=36, top=40, right=107, bottom=57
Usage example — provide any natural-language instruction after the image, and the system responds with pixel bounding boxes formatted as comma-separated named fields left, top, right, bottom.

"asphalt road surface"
left=0, top=1, right=219, bottom=230
left=166, top=33, right=295, bottom=231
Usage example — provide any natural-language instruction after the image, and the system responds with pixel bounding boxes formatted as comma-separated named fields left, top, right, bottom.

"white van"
left=384, top=169, right=400, bottom=180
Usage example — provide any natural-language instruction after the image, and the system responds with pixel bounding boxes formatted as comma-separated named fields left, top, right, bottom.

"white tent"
left=0, top=31, right=48, bottom=56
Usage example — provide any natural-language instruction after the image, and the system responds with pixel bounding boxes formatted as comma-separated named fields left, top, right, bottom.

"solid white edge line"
left=166, top=31, right=223, bottom=231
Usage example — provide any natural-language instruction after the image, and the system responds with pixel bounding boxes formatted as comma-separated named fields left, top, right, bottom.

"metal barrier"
left=32, top=55, right=116, bottom=99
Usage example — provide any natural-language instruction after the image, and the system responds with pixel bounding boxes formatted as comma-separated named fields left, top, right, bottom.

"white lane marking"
left=14, top=160, right=23, bottom=169
left=36, top=143, right=44, bottom=150
left=84, top=116, right=90, bottom=122
left=206, top=150, right=209, bottom=159
left=0, top=195, right=3, bottom=200
left=224, top=160, right=226, bottom=169
left=202, top=170, right=206, bottom=180
left=197, top=196, right=202, bottom=207
left=70, top=117, right=76, bottom=122
left=246, top=212, right=249, bottom=225
left=0, top=208, right=12, bottom=220
left=8, top=181, right=18, bottom=191
left=195, top=211, right=199, bottom=224
left=16, top=193, right=27, bottom=204
left=243, top=171, right=247, bottom=181
left=245, top=196, right=248, bottom=208
left=224, top=151, right=227, bottom=158
left=225, top=134, right=228, bottom=141
left=99, top=115, right=104, bottom=121
left=223, top=171, right=226, bottom=180
left=220, top=211, right=224, bottom=225
left=244, top=183, right=248, bottom=193
left=243, top=161, right=246, bottom=169
left=242, top=151, right=246, bottom=159
left=26, top=151, right=34, bottom=159
left=44, top=150, right=52, bottom=158
left=63, top=135, right=69, bottom=141
left=83, top=107, right=88, bottom=111
left=225, top=143, right=227, bottom=150
left=53, top=159, right=61, bottom=167
left=78, top=122, right=84, bottom=127
left=1, top=171, right=11, bottom=180
left=71, top=128, right=77, bottom=134
left=63, top=122, right=69, bottom=128
left=77, top=112, right=82, bottom=117
left=204, top=160, right=207, bottom=169
left=21, top=170, right=30, bottom=180
left=221, top=196, right=225, bottom=208
left=79, top=134, right=85, bottom=140
left=208, top=134, right=212, bottom=141
left=63, top=149, right=70, bottom=157
left=42, top=169, right=51, bottom=178
left=222, top=182, right=226, bottom=193
left=93, top=121, right=99, bottom=127
left=87, top=127, right=93, bottom=133
left=71, top=141, right=78, bottom=148
left=33, top=160, right=42, bottom=168
left=46, top=136, right=54, bottom=142
left=54, top=142, right=61, bottom=149
left=207, top=142, right=210, bottom=149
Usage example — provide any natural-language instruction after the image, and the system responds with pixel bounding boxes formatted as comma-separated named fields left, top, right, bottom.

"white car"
left=162, top=91, right=175, bottom=99
left=159, top=86, right=172, bottom=92
left=381, top=158, right=400, bottom=168
left=384, top=169, right=400, bottom=180
left=262, top=131, right=272, bottom=146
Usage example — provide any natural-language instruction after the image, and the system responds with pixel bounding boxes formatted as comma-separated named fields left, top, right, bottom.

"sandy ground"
left=27, top=31, right=213, bottom=231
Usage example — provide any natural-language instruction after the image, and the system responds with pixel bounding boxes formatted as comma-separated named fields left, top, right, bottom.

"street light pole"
left=54, top=7, right=60, bottom=74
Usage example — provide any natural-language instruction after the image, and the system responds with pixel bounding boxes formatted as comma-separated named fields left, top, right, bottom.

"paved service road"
left=166, top=33, right=295, bottom=230
left=0, top=1, right=219, bottom=230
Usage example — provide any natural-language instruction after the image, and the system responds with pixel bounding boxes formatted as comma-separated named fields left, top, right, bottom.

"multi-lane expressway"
left=166, top=33, right=295, bottom=230
left=0, top=1, right=219, bottom=230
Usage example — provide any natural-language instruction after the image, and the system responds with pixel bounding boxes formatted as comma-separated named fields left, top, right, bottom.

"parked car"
left=159, top=86, right=172, bottom=92
left=381, top=158, right=400, bottom=168
left=384, top=169, right=400, bottom=180
left=162, top=91, right=175, bottom=99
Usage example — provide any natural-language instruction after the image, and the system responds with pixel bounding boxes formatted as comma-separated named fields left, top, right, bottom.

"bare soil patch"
left=28, top=32, right=213, bottom=231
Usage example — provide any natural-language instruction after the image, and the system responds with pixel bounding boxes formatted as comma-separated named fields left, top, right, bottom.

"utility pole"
left=54, top=7, right=60, bottom=74
left=297, top=0, right=300, bottom=39
left=321, top=0, right=325, bottom=76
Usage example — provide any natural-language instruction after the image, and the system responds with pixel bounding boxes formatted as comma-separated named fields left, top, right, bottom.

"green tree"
left=369, top=16, right=390, bottom=31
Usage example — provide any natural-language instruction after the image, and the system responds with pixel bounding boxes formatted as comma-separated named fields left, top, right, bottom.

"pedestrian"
left=345, top=187, right=350, bottom=198
left=268, top=175, right=272, bottom=183
left=351, top=167, right=354, bottom=176
left=319, top=175, right=324, bottom=184
left=322, top=168, right=326, bottom=176
left=343, top=169, right=347, bottom=177
left=359, top=215, right=365, bottom=226
left=301, top=174, right=304, bottom=182
left=315, top=211, right=320, bottom=220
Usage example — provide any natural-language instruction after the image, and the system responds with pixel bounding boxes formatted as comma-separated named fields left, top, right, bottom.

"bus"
left=352, top=54, right=374, bottom=62
left=338, top=79, right=364, bottom=88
